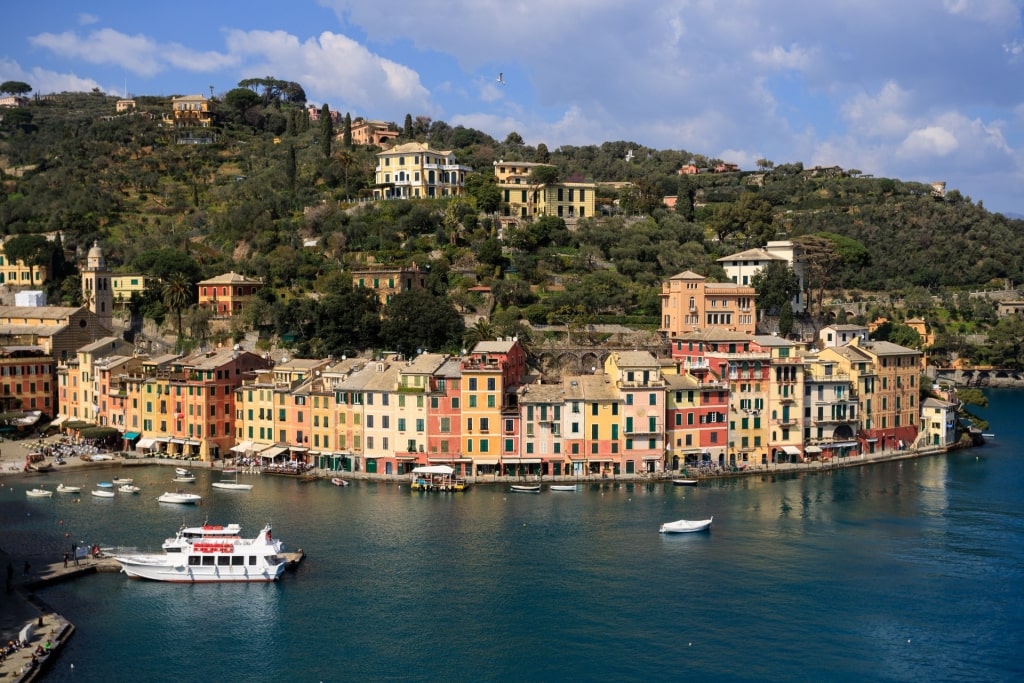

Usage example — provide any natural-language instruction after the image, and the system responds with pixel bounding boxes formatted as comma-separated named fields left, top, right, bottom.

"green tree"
left=380, top=289, right=465, bottom=357
left=316, top=285, right=381, bottom=355
left=465, top=172, right=501, bottom=214
left=343, top=112, right=352, bottom=148
left=535, top=143, right=550, bottom=163
left=529, top=165, right=559, bottom=184
left=162, top=272, right=194, bottom=337
left=403, top=113, right=413, bottom=137
left=463, top=318, right=495, bottom=349
left=319, top=104, right=333, bottom=159
left=778, top=301, right=794, bottom=337
left=0, top=81, right=32, bottom=95
left=750, top=261, right=800, bottom=316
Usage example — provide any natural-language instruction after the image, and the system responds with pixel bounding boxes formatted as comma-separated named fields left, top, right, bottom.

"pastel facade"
left=660, top=271, right=757, bottom=337
left=0, top=306, right=110, bottom=362
left=919, top=397, right=958, bottom=448
left=0, top=240, right=49, bottom=287
left=802, top=355, right=860, bottom=459
left=111, top=274, right=150, bottom=310
left=0, top=346, right=54, bottom=415
left=604, top=351, right=665, bottom=473
left=198, top=272, right=263, bottom=317
left=373, top=142, right=471, bottom=200
left=56, top=336, right=134, bottom=426
left=493, top=161, right=596, bottom=223
left=820, top=324, right=868, bottom=348
left=350, top=119, right=399, bottom=146
left=352, top=264, right=428, bottom=305
left=165, top=94, right=212, bottom=128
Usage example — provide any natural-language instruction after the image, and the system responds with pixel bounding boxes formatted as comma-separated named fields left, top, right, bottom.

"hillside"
left=2, top=90, right=1023, bottom=365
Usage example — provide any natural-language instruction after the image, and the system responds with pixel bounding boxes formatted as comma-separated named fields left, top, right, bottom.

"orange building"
left=660, top=270, right=757, bottom=337
left=198, top=272, right=264, bottom=317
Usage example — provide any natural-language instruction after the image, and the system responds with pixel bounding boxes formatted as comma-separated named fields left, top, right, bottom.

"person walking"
left=63, top=553, right=69, bottom=568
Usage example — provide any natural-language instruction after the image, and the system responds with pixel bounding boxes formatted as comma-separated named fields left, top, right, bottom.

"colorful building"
left=198, top=272, right=264, bottom=318
left=660, top=270, right=757, bottom=337
left=492, top=160, right=596, bottom=224
left=372, top=142, right=471, bottom=200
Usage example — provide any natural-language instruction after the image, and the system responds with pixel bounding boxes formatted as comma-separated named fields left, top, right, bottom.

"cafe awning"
left=825, top=441, right=858, bottom=448
left=472, top=459, right=499, bottom=465
left=136, top=437, right=156, bottom=450
left=503, top=458, right=541, bottom=464
left=260, top=446, right=288, bottom=459
left=804, top=445, right=823, bottom=454
left=123, top=431, right=141, bottom=440
left=230, top=440, right=253, bottom=453
left=781, top=445, right=802, bottom=456
left=49, top=415, right=67, bottom=427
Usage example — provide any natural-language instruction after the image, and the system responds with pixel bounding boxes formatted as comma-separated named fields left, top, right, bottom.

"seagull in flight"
left=497, top=72, right=506, bottom=85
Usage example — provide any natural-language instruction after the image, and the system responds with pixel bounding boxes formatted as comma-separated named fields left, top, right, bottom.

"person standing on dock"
left=63, top=553, right=69, bottom=568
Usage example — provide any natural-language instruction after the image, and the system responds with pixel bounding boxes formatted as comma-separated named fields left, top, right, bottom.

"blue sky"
left=6, top=0, right=1024, bottom=215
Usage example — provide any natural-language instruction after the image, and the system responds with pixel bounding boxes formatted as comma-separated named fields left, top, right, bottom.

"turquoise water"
left=3, top=390, right=1023, bottom=682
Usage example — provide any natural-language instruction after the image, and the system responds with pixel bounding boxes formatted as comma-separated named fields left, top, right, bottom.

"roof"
left=519, top=383, right=566, bottom=404
left=857, top=340, right=922, bottom=356
left=0, top=305, right=84, bottom=320
left=668, top=270, right=706, bottom=281
left=198, top=271, right=262, bottom=286
left=401, top=353, right=448, bottom=375
left=674, top=328, right=753, bottom=343
left=471, top=340, right=517, bottom=354
left=577, top=374, right=618, bottom=401
left=717, top=248, right=785, bottom=262
left=611, top=350, right=659, bottom=368
left=663, top=373, right=701, bottom=390
left=77, top=336, right=126, bottom=353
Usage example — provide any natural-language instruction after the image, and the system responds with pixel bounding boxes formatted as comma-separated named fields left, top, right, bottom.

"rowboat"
left=26, top=487, right=52, bottom=498
left=659, top=516, right=713, bottom=533
left=174, top=467, right=191, bottom=476
left=92, top=489, right=115, bottom=498
left=510, top=484, right=542, bottom=493
left=56, top=483, right=82, bottom=494
left=172, top=473, right=196, bottom=483
left=549, top=485, right=578, bottom=492
left=672, top=478, right=699, bottom=486
left=331, top=477, right=350, bottom=487
left=118, top=484, right=141, bottom=494
left=112, top=477, right=134, bottom=485
left=157, top=491, right=202, bottom=504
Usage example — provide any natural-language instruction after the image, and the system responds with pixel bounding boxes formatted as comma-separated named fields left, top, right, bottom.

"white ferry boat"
left=113, top=523, right=287, bottom=582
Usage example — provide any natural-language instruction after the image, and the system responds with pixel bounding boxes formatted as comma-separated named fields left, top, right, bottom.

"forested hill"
left=1, top=90, right=1022, bottom=326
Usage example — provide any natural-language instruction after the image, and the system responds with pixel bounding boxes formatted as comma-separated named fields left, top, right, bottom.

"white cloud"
left=752, top=43, right=814, bottom=71
left=224, top=30, right=431, bottom=114
left=898, top=126, right=960, bottom=158
left=0, top=58, right=104, bottom=95
left=78, top=14, right=99, bottom=26
left=841, top=81, right=914, bottom=139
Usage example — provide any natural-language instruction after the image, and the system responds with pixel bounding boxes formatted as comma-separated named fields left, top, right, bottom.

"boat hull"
left=550, top=485, right=578, bottom=491
left=659, top=517, right=713, bottom=533
left=92, top=490, right=115, bottom=498
left=116, top=558, right=285, bottom=583
left=212, top=482, right=253, bottom=490
left=157, top=493, right=202, bottom=504
left=510, top=485, right=542, bottom=493
left=672, top=479, right=699, bottom=486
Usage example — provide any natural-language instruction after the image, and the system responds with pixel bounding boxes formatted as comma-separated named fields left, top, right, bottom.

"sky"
left=5, top=0, right=1024, bottom=216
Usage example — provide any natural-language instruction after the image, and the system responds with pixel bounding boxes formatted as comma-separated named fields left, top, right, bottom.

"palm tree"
left=162, top=272, right=194, bottom=338
left=462, top=318, right=495, bottom=351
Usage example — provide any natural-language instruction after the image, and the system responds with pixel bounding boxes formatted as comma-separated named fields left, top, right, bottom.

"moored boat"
left=672, top=478, right=699, bottom=486
left=112, top=477, right=134, bottom=485
left=172, top=473, right=197, bottom=483
left=92, top=489, right=116, bottom=498
left=212, top=469, right=253, bottom=491
left=157, top=491, right=202, bottom=504
left=119, top=484, right=141, bottom=494
left=56, top=483, right=82, bottom=494
left=330, top=477, right=349, bottom=487
left=112, top=523, right=287, bottom=582
left=549, top=485, right=578, bottom=492
left=659, top=516, right=713, bottom=533
left=97, top=481, right=114, bottom=488
left=510, top=484, right=542, bottom=493
left=26, top=487, right=53, bottom=498
left=174, top=467, right=191, bottom=476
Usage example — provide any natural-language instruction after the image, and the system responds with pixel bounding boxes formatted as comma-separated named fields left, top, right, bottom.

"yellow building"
left=372, top=142, right=471, bottom=200
left=493, top=160, right=596, bottom=224
left=0, top=239, right=49, bottom=287
left=352, top=264, right=428, bottom=306
left=56, top=336, right=134, bottom=426
left=111, top=274, right=150, bottom=310
left=660, top=270, right=757, bottom=336
left=165, top=94, right=212, bottom=128
left=350, top=119, right=399, bottom=147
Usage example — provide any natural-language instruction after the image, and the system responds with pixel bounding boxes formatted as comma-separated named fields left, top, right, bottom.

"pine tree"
left=343, top=112, right=352, bottom=149
left=319, top=104, right=333, bottom=158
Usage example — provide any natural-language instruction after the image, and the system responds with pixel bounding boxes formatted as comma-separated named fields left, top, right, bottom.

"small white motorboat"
left=56, top=483, right=82, bottom=494
left=26, top=487, right=53, bottom=498
left=659, top=516, right=713, bottom=534
left=331, top=477, right=349, bottom=487
left=112, top=477, right=134, bottom=485
left=157, top=491, right=202, bottom=504
left=549, top=485, right=578, bottom=492
left=92, top=489, right=116, bottom=498
left=172, top=473, right=196, bottom=483
left=672, top=478, right=699, bottom=486
left=119, top=484, right=141, bottom=494
left=510, top=484, right=542, bottom=493
left=174, top=467, right=191, bottom=476
left=97, top=481, right=114, bottom=489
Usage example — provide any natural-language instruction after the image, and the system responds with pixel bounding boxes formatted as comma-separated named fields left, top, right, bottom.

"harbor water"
left=3, top=390, right=1023, bottom=682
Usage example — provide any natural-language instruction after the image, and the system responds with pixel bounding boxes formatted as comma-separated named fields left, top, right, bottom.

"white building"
left=717, top=240, right=806, bottom=313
